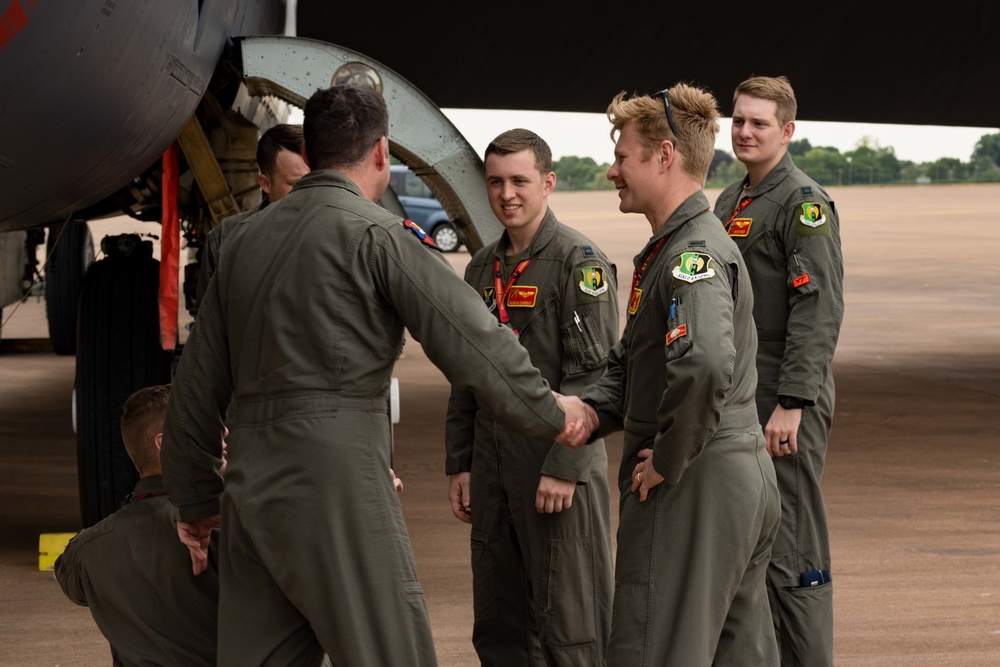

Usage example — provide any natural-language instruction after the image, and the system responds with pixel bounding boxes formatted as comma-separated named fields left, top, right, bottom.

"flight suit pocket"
left=469, top=529, right=497, bottom=620
left=663, top=296, right=692, bottom=361
left=538, top=537, right=598, bottom=647
left=789, top=248, right=820, bottom=297
left=561, top=309, right=607, bottom=374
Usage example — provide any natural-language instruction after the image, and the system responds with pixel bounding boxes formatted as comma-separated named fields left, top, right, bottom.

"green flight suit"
left=445, top=210, right=617, bottom=666
left=193, top=203, right=262, bottom=315
left=714, top=151, right=844, bottom=667
left=581, top=192, right=780, bottom=666
left=161, top=170, right=570, bottom=667
left=55, top=475, right=219, bottom=667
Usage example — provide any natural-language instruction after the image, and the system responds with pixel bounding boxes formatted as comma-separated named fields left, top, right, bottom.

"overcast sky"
left=289, top=106, right=994, bottom=165
left=441, top=108, right=994, bottom=166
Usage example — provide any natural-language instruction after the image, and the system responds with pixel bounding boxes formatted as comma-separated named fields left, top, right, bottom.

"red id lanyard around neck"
left=494, top=256, right=532, bottom=336
left=627, top=236, right=667, bottom=317
left=724, top=195, right=755, bottom=233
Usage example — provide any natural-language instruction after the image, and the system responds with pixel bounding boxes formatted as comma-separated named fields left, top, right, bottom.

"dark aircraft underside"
left=296, top=3, right=999, bottom=130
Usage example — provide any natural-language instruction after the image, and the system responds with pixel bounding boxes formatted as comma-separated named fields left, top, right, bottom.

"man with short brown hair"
left=55, top=384, right=221, bottom=667
left=714, top=74, right=844, bottom=667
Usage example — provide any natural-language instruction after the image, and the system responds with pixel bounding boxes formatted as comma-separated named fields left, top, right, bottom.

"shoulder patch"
left=402, top=219, right=441, bottom=250
left=799, top=203, right=826, bottom=228
left=579, top=266, right=609, bottom=297
left=672, top=252, right=716, bottom=283
left=797, top=203, right=832, bottom=238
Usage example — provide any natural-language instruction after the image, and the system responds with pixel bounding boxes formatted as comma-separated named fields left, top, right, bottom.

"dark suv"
left=389, top=165, right=462, bottom=252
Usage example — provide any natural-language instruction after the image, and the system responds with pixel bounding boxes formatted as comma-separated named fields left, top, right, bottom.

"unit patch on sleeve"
left=672, top=252, right=716, bottom=283
left=729, top=218, right=752, bottom=237
left=403, top=218, right=441, bottom=249
left=799, top=203, right=826, bottom=228
left=579, top=266, right=609, bottom=297
left=666, top=324, right=687, bottom=345
left=792, top=274, right=811, bottom=289
left=797, top=202, right=832, bottom=237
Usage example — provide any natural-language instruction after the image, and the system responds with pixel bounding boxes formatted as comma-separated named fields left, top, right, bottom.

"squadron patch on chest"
left=481, top=286, right=497, bottom=312
left=506, top=286, right=538, bottom=307
left=578, top=266, right=609, bottom=297
left=729, top=218, right=752, bottom=237
left=672, top=252, right=716, bottom=283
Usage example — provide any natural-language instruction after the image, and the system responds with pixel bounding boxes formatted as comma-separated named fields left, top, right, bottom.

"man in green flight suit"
left=160, top=84, right=593, bottom=667
left=56, top=384, right=222, bottom=667
left=714, top=75, right=844, bottom=667
left=193, top=122, right=309, bottom=315
left=445, top=128, right=617, bottom=666
left=570, top=83, right=781, bottom=665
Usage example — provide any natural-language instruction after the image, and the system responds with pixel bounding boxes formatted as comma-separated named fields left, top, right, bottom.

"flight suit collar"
left=493, top=207, right=559, bottom=262
left=288, top=169, right=366, bottom=199
left=741, top=151, right=796, bottom=198
left=636, top=190, right=712, bottom=268
left=131, top=474, right=165, bottom=496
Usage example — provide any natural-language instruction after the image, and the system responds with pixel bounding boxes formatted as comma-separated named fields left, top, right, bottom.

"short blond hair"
left=607, top=83, right=720, bottom=181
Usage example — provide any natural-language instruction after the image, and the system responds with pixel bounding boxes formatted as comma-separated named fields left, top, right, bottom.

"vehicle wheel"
left=432, top=222, right=461, bottom=253
left=46, top=220, right=94, bottom=355
left=75, top=234, right=172, bottom=527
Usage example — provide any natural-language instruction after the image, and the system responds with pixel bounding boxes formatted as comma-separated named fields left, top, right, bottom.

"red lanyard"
left=630, top=237, right=667, bottom=296
left=724, top=196, right=755, bottom=233
left=627, top=237, right=667, bottom=317
left=494, top=256, right=533, bottom=336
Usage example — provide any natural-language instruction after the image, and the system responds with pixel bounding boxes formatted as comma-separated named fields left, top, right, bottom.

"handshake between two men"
left=552, top=392, right=599, bottom=449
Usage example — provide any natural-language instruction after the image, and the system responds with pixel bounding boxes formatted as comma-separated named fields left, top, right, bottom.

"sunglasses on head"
left=653, top=88, right=681, bottom=138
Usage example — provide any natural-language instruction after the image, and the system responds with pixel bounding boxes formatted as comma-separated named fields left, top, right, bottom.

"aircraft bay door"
left=238, top=35, right=501, bottom=254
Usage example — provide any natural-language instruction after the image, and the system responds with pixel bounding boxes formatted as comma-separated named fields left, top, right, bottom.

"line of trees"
left=553, top=132, right=1000, bottom=191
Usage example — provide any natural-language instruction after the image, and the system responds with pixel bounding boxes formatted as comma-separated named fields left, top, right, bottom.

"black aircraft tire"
left=75, top=240, right=172, bottom=527
left=46, top=221, right=94, bottom=355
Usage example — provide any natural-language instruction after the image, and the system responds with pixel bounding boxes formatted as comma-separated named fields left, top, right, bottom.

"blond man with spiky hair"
left=570, top=83, right=781, bottom=665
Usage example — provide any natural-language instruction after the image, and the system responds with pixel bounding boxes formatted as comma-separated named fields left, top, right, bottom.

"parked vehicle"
left=389, top=165, right=463, bottom=252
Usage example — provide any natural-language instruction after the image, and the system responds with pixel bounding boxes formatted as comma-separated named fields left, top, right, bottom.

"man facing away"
left=714, top=74, right=844, bottom=667
left=55, top=384, right=221, bottom=667
left=161, top=84, right=592, bottom=667
left=445, top=128, right=617, bottom=666
left=194, top=122, right=310, bottom=313
left=572, top=83, right=781, bottom=665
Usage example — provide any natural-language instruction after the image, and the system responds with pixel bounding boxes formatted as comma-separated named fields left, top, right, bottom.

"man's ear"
left=781, top=120, right=796, bottom=145
left=154, top=432, right=162, bottom=455
left=259, top=172, right=271, bottom=196
left=375, top=136, right=390, bottom=169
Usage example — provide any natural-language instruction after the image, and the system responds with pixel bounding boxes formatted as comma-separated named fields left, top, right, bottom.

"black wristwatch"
left=778, top=395, right=805, bottom=410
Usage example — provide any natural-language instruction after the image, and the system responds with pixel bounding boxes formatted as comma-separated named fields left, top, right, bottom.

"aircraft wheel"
left=45, top=221, right=94, bottom=355
left=75, top=234, right=172, bottom=527
left=432, top=222, right=461, bottom=253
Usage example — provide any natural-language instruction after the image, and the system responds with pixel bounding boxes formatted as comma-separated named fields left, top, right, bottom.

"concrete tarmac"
left=1, top=186, right=998, bottom=665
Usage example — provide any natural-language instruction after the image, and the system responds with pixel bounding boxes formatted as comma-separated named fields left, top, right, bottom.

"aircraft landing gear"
left=45, top=220, right=94, bottom=356
left=75, top=234, right=172, bottom=527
